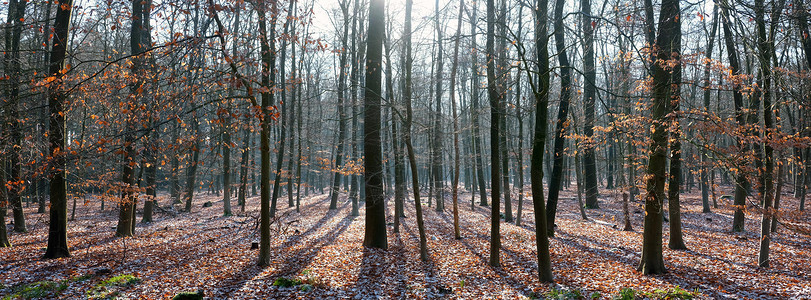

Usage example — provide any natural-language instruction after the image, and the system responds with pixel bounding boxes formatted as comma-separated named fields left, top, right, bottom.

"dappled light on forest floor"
left=1, top=187, right=810, bottom=298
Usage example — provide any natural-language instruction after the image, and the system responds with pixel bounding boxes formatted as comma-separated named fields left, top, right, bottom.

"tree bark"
left=530, top=0, right=554, bottom=282
left=330, top=0, right=351, bottom=210
left=432, top=0, right=445, bottom=213
left=719, top=3, right=749, bottom=232
left=581, top=0, right=599, bottom=209
left=638, top=0, right=680, bottom=275
left=486, top=0, right=502, bottom=268
left=402, top=0, right=428, bottom=260
left=449, top=0, right=465, bottom=239
left=4, top=0, right=29, bottom=233
left=666, top=0, right=686, bottom=250
left=468, top=3, right=488, bottom=206
left=700, top=5, right=719, bottom=214
left=362, top=0, right=387, bottom=250
left=43, top=0, right=73, bottom=259
left=546, top=0, right=573, bottom=234
left=255, top=0, right=277, bottom=267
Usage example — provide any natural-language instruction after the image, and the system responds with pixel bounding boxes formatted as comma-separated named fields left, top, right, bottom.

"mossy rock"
left=172, top=290, right=204, bottom=300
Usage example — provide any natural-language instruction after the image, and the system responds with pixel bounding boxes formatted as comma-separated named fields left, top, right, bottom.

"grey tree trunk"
left=362, top=0, right=387, bottom=250
left=529, top=0, right=554, bottom=282
left=402, top=0, right=428, bottom=261
left=329, top=0, right=351, bottom=210
left=581, top=0, right=599, bottom=209
left=4, top=0, right=28, bottom=233
left=43, top=0, right=73, bottom=259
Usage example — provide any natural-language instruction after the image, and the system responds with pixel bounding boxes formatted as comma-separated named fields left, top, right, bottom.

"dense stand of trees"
left=1, top=0, right=810, bottom=283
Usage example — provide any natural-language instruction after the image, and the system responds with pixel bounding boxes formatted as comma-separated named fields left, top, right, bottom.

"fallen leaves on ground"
left=1, top=185, right=809, bottom=299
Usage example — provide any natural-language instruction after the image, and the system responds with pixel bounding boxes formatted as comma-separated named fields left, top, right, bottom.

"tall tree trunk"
left=4, top=0, right=28, bottom=233
left=43, top=0, right=73, bottom=259
left=756, top=0, right=779, bottom=268
left=666, top=0, right=686, bottom=250
left=486, top=0, right=502, bottom=267
left=529, top=0, right=554, bottom=282
left=581, top=0, right=599, bottom=208
left=449, top=0, right=465, bottom=239
left=546, top=0, right=573, bottom=234
left=469, top=3, right=488, bottom=206
left=795, top=0, right=811, bottom=211
left=117, top=0, right=146, bottom=237
left=700, top=5, right=719, bottom=214
left=271, top=0, right=295, bottom=218
left=362, top=0, right=387, bottom=250
left=141, top=0, right=156, bottom=224
left=329, top=0, right=351, bottom=210
left=222, top=6, right=241, bottom=217
left=638, top=0, right=680, bottom=275
left=384, top=21, right=404, bottom=233
left=255, top=0, right=277, bottom=267
left=349, top=0, right=361, bottom=215
left=514, top=4, right=525, bottom=226
left=432, top=0, right=445, bottom=212
left=286, top=1, right=298, bottom=211
left=720, top=3, right=749, bottom=232
left=498, top=0, right=512, bottom=223
left=403, top=0, right=428, bottom=261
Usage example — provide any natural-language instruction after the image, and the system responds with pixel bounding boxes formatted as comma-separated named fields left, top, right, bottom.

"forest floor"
left=1, top=184, right=810, bottom=299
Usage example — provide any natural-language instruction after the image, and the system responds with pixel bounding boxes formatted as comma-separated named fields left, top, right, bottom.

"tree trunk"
left=469, top=3, right=488, bottom=206
left=117, top=0, right=147, bottom=237
left=362, top=0, right=387, bottom=250
left=184, top=113, right=201, bottom=213
left=529, top=0, right=554, bottom=282
left=720, top=3, right=749, bottom=232
left=638, top=0, right=680, bottom=275
left=582, top=0, right=599, bottom=209
left=141, top=0, right=156, bottom=224
left=498, top=0, right=511, bottom=223
left=384, top=25, right=404, bottom=233
left=756, top=0, right=779, bottom=268
left=486, top=0, right=502, bottom=268
left=255, top=0, right=277, bottom=267
left=666, top=0, right=686, bottom=250
left=271, top=0, right=295, bottom=218
left=349, top=0, right=361, bottom=216
left=700, top=5, right=719, bottom=214
left=403, top=0, right=428, bottom=261
left=546, top=0, right=573, bottom=234
left=4, top=0, right=29, bottom=233
left=43, top=0, right=73, bottom=259
left=1, top=159, right=11, bottom=247
left=330, top=0, right=351, bottom=210
left=432, top=0, right=445, bottom=213
left=449, top=0, right=465, bottom=239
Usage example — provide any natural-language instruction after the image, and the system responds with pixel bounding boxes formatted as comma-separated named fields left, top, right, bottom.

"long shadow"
left=270, top=213, right=355, bottom=278
left=286, top=193, right=331, bottom=216
left=554, top=230, right=640, bottom=268
left=666, top=263, right=788, bottom=299
left=355, top=247, right=388, bottom=299
left=212, top=258, right=265, bottom=297
left=277, top=198, right=348, bottom=248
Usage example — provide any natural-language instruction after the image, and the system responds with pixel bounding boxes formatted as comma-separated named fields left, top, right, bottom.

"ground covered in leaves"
left=1, top=185, right=810, bottom=299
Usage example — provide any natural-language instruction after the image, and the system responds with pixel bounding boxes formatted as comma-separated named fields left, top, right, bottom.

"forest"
left=1, top=0, right=810, bottom=298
